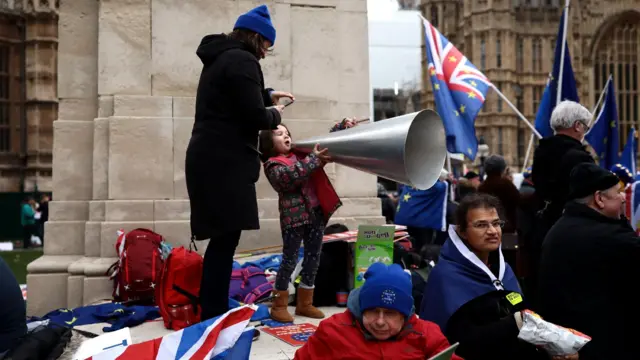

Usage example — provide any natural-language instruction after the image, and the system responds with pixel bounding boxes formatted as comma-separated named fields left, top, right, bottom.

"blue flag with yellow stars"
left=586, top=77, right=620, bottom=170
left=394, top=181, right=448, bottom=231
left=534, top=6, right=580, bottom=138
left=619, top=127, right=637, bottom=175
left=422, top=18, right=490, bottom=161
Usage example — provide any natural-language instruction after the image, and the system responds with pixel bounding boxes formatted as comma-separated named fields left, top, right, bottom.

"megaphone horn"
left=293, top=109, right=447, bottom=190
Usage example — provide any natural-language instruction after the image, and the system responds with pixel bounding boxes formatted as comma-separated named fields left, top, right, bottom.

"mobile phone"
left=284, top=99, right=295, bottom=107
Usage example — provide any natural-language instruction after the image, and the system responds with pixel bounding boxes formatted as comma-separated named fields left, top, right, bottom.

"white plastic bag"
left=517, top=310, right=591, bottom=356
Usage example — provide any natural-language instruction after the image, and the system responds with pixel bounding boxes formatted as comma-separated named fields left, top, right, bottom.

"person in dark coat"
left=0, top=257, right=26, bottom=355
left=420, top=193, right=571, bottom=360
left=186, top=4, right=294, bottom=321
left=477, top=155, right=520, bottom=234
left=516, top=168, right=537, bottom=295
left=38, top=194, right=49, bottom=242
left=529, top=100, right=594, bottom=302
left=538, top=163, right=640, bottom=359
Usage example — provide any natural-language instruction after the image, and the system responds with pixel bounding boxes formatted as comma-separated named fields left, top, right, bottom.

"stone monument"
left=26, top=0, right=383, bottom=316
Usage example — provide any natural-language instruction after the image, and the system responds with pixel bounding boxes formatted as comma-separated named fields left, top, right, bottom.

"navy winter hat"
left=569, top=163, right=620, bottom=199
left=234, top=5, right=276, bottom=45
left=359, top=263, right=413, bottom=318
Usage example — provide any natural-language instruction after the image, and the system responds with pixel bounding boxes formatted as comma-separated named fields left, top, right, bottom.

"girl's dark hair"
left=258, top=124, right=290, bottom=163
left=227, top=28, right=270, bottom=59
left=455, top=193, right=503, bottom=232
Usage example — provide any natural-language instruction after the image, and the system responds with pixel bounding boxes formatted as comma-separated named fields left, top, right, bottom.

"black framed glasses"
left=470, top=220, right=505, bottom=231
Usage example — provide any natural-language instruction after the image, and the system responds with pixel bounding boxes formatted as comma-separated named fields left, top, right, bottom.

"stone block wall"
left=27, top=0, right=382, bottom=316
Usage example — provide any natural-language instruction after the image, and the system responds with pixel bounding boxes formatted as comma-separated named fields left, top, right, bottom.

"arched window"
left=594, top=14, right=640, bottom=148
left=496, top=32, right=502, bottom=68
left=532, top=38, right=542, bottom=72
left=480, top=35, right=486, bottom=70
left=430, top=5, right=438, bottom=28
left=516, top=37, right=523, bottom=72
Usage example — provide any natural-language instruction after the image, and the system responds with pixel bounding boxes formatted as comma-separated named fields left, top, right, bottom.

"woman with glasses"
left=419, top=193, right=577, bottom=359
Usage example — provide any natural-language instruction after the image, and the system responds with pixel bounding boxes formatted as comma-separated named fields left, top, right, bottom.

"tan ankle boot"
left=295, top=287, right=325, bottom=319
left=270, top=290, right=294, bottom=323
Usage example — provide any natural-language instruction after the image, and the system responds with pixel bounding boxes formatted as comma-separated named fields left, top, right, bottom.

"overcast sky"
left=368, top=0, right=401, bottom=21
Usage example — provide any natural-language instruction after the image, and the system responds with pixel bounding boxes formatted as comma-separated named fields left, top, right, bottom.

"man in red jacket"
left=294, top=263, right=462, bottom=359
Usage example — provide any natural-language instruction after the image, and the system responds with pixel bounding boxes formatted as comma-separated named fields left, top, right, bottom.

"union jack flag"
left=87, top=305, right=256, bottom=360
left=422, top=18, right=491, bottom=160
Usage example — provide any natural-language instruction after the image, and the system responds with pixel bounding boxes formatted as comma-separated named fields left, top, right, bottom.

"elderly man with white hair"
left=526, top=100, right=595, bottom=301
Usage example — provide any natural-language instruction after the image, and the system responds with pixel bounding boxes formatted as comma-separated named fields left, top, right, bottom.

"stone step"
left=50, top=196, right=383, bottom=223
left=46, top=198, right=384, bottom=258
left=95, top=214, right=384, bottom=258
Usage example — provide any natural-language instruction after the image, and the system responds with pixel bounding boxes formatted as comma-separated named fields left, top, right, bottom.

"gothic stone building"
left=420, top=0, right=640, bottom=168
left=0, top=0, right=57, bottom=193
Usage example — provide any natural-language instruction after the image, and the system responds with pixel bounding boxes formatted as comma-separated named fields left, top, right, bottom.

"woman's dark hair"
left=228, top=28, right=270, bottom=59
left=258, top=123, right=290, bottom=163
left=484, top=154, right=507, bottom=176
left=455, top=193, right=503, bottom=232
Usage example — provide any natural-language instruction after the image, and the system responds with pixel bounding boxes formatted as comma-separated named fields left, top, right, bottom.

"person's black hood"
left=196, top=34, right=252, bottom=66
left=535, top=134, right=587, bottom=164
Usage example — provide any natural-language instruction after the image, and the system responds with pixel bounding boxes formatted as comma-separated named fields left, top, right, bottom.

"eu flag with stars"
left=422, top=18, right=490, bottom=160
left=534, top=6, right=580, bottom=138
left=586, top=77, right=620, bottom=170
left=394, top=181, right=448, bottom=232
left=620, top=127, right=637, bottom=175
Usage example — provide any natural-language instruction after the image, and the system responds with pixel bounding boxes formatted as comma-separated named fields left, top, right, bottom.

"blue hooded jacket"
left=419, top=226, right=521, bottom=332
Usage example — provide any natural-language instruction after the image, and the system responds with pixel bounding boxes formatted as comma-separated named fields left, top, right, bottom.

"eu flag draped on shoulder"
left=533, top=3, right=580, bottom=138
left=585, top=77, right=620, bottom=170
left=421, top=17, right=490, bottom=160
left=86, top=305, right=256, bottom=360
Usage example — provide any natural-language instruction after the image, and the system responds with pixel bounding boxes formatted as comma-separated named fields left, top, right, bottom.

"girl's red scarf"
left=269, top=151, right=342, bottom=223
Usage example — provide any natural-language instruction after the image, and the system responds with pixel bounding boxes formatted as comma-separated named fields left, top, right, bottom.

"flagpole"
left=523, top=0, right=570, bottom=171
left=557, top=0, right=570, bottom=105
left=588, top=75, right=611, bottom=127
left=446, top=153, right=454, bottom=200
left=522, top=134, right=535, bottom=172
left=491, top=84, right=542, bottom=139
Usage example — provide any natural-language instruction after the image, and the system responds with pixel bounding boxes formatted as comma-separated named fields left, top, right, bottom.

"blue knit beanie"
left=234, top=5, right=276, bottom=45
left=359, top=263, right=413, bottom=318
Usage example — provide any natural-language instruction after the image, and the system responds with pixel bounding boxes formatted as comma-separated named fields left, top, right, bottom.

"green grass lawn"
left=0, top=249, right=43, bottom=284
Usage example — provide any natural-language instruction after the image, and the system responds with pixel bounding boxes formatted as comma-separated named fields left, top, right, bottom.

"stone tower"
left=26, top=0, right=383, bottom=316
left=420, top=0, right=640, bottom=168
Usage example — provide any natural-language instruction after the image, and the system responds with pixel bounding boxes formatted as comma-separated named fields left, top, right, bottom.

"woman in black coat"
left=186, top=4, right=294, bottom=321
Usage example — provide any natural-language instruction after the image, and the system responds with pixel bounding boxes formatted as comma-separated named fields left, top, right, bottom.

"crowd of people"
left=181, top=3, right=640, bottom=358
left=2, top=3, right=637, bottom=359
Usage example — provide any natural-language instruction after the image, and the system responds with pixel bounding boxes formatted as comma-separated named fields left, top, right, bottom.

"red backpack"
left=107, top=228, right=164, bottom=303
left=156, top=245, right=203, bottom=330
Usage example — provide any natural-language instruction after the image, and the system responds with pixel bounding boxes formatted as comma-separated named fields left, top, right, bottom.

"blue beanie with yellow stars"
left=359, top=263, right=413, bottom=318
left=611, top=164, right=633, bottom=185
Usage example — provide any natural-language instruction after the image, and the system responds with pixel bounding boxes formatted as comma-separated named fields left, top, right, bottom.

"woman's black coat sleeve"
left=263, top=87, right=274, bottom=107
left=227, top=59, right=281, bottom=130
left=446, top=309, right=521, bottom=358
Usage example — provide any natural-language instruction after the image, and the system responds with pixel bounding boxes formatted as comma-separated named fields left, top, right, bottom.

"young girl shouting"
left=259, top=118, right=357, bottom=322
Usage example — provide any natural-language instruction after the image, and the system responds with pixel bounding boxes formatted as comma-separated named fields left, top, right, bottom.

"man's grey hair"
left=550, top=100, right=592, bottom=132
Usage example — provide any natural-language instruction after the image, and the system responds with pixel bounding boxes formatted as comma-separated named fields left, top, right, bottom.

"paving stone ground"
left=62, top=252, right=344, bottom=359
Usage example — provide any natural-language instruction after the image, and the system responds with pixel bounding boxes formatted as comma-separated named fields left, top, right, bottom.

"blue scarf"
left=419, top=226, right=521, bottom=332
